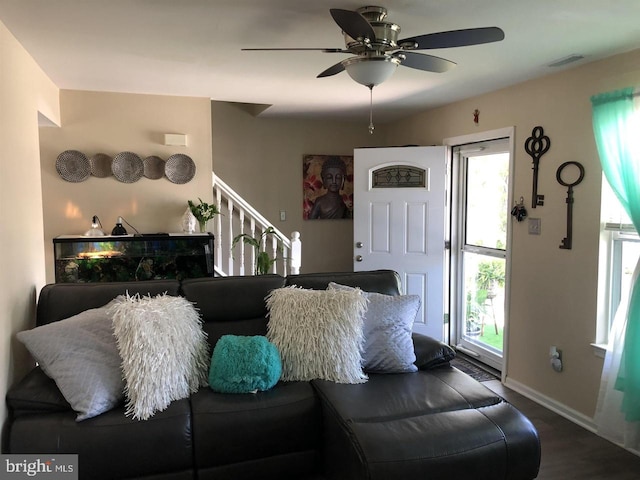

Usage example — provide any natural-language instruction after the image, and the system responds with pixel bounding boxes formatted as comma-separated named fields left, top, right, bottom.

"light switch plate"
left=528, top=218, right=541, bottom=235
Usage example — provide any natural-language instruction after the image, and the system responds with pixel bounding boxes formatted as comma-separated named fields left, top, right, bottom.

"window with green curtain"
left=601, top=176, right=639, bottom=344
left=591, top=87, right=640, bottom=422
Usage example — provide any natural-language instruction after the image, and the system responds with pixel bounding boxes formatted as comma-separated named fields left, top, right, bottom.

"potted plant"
left=188, top=198, right=220, bottom=233
left=475, top=260, right=505, bottom=299
left=465, top=291, right=483, bottom=336
left=232, top=226, right=284, bottom=275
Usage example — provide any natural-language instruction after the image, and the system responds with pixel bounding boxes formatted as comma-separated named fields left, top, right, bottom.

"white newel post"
left=290, top=231, right=301, bottom=275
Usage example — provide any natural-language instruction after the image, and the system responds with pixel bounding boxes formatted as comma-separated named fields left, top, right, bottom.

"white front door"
left=353, top=147, right=447, bottom=340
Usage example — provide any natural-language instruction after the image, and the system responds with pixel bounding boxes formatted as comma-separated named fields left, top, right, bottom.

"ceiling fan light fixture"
left=342, top=55, right=400, bottom=87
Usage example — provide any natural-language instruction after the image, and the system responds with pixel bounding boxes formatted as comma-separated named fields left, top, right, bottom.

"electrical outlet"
left=528, top=218, right=541, bottom=235
left=280, top=210, right=286, bottom=221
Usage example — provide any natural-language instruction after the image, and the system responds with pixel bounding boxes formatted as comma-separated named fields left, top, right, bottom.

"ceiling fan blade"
left=396, top=52, right=456, bottom=73
left=399, top=27, right=505, bottom=50
left=330, top=8, right=376, bottom=41
left=242, top=48, right=348, bottom=53
left=317, top=61, right=345, bottom=78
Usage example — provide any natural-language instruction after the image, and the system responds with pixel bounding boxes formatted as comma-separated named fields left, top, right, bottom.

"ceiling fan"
left=243, top=6, right=505, bottom=88
left=243, top=6, right=504, bottom=133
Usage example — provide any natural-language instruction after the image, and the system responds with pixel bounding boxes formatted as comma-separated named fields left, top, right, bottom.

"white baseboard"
left=503, top=377, right=597, bottom=433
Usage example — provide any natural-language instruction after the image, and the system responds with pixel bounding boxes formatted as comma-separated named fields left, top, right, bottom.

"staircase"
left=211, top=172, right=301, bottom=277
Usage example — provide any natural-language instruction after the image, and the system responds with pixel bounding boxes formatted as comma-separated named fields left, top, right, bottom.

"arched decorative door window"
left=371, top=165, right=426, bottom=188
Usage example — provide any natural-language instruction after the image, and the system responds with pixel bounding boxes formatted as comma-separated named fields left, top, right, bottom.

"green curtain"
left=591, top=87, right=640, bottom=421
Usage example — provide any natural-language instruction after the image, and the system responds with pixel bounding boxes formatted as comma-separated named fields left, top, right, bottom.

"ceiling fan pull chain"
left=368, top=85, right=375, bottom=134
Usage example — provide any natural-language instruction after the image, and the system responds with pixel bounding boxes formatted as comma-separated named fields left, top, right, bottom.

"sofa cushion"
left=16, top=304, right=124, bottom=421
left=285, top=270, right=401, bottom=295
left=412, top=332, right=456, bottom=369
left=181, top=275, right=286, bottom=348
left=109, top=293, right=209, bottom=420
left=209, top=335, right=282, bottom=394
left=313, top=368, right=503, bottom=421
left=329, top=283, right=419, bottom=373
left=181, top=275, right=286, bottom=322
left=6, top=367, right=71, bottom=416
left=36, top=280, right=181, bottom=326
left=313, top=368, right=540, bottom=480
left=191, top=382, right=321, bottom=474
left=341, top=403, right=539, bottom=480
left=6, top=399, right=194, bottom=480
left=266, top=286, right=368, bottom=384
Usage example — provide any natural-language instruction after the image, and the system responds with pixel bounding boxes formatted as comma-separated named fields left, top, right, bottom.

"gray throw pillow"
left=329, top=283, right=419, bottom=373
left=16, top=305, right=124, bottom=421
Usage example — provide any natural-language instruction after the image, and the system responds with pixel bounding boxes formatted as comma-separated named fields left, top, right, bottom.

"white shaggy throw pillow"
left=266, top=286, right=368, bottom=384
left=109, top=293, right=209, bottom=420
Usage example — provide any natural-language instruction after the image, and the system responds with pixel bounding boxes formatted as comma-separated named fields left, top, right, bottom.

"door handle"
left=355, top=255, right=363, bottom=262
left=355, top=242, right=363, bottom=248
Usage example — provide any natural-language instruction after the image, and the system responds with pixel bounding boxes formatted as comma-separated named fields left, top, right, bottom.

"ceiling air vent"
left=548, top=54, right=585, bottom=68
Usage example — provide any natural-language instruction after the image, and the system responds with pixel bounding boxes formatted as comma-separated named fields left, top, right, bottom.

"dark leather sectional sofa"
left=4, top=270, right=540, bottom=479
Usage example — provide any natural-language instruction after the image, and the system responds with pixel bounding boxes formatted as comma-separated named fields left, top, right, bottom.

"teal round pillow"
left=209, top=335, right=282, bottom=394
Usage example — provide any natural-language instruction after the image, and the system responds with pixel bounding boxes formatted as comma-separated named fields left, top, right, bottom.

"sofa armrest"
left=6, top=367, right=71, bottom=417
left=412, top=333, right=455, bottom=369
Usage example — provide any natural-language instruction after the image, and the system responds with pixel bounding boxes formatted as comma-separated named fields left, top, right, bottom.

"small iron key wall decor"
left=524, top=126, right=551, bottom=208
left=556, top=161, right=585, bottom=250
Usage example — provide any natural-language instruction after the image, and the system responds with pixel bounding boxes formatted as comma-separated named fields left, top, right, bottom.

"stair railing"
left=212, top=172, right=301, bottom=277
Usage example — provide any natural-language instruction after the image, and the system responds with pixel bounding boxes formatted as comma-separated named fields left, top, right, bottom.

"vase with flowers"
left=188, top=198, right=220, bottom=233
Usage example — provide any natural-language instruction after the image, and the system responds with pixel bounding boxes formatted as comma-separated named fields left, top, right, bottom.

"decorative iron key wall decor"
left=524, top=126, right=551, bottom=208
left=556, top=161, right=585, bottom=250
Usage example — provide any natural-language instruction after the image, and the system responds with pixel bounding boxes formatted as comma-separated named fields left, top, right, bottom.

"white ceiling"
left=2, top=0, right=640, bottom=123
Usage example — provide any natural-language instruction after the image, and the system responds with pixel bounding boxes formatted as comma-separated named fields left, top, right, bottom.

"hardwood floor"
left=485, top=380, right=640, bottom=479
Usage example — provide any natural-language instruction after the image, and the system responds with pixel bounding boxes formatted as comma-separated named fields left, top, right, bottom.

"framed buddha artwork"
left=303, top=154, right=353, bottom=220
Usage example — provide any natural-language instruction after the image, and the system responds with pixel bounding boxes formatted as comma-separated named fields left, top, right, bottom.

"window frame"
left=603, top=227, right=640, bottom=338
left=596, top=172, right=639, bottom=352
left=454, top=138, right=510, bottom=371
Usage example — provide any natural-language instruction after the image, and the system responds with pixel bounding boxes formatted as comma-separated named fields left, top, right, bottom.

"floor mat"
left=450, top=356, right=500, bottom=382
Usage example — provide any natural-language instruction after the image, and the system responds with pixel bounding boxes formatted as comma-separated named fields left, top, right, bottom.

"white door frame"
left=444, top=127, right=515, bottom=381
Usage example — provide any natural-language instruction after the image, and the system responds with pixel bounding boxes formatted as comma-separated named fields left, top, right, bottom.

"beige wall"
left=211, top=101, right=385, bottom=273
left=0, top=20, right=60, bottom=424
left=382, top=48, right=640, bottom=419
left=39, top=90, right=213, bottom=283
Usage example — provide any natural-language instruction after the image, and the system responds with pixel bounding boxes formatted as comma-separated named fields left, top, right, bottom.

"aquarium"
left=53, top=233, right=214, bottom=283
